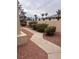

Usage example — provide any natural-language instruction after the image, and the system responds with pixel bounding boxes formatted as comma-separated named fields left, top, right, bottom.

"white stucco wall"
left=38, top=19, right=61, bottom=32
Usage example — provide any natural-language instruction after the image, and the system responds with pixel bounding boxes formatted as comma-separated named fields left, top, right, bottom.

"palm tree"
left=56, top=9, right=61, bottom=20
left=45, top=13, right=48, bottom=19
left=34, top=14, right=38, bottom=21
left=41, top=13, right=44, bottom=18
left=41, top=13, right=45, bottom=21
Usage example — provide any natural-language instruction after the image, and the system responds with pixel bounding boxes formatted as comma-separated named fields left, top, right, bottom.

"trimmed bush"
left=20, top=20, right=27, bottom=26
left=31, top=24, right=37, bottom=30
left=29, top=21, right=37, bottom=27
left=45, top=26, right=56, bottom=36
left=36, top=24, right=48, bottom=32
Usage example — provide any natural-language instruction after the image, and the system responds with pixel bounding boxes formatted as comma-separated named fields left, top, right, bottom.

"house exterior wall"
left=38, top=19, right=61, bottom=32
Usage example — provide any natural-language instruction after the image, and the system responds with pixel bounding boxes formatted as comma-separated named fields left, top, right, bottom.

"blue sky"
left=19, top=0, right=61, bottom=17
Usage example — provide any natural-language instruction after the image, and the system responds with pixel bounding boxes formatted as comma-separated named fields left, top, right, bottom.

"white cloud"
left=19, top=0, right=61, bottom=17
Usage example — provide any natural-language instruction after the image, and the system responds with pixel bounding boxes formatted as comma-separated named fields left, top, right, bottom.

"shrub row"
left=35, top=24, right=48, bottom=32
left=29, top=21, right=37, bottom=27
left=30, top=23, right=48, bottom=32
left=29, top=21, right=56, bottom=35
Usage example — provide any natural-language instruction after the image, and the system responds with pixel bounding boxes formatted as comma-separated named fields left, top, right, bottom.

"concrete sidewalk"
left=22, top=27, right=61, bottom=59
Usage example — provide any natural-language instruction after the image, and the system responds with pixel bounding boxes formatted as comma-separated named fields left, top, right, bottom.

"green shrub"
left=31, top=24, right=37, bottom=30
left=20, top=20, right=27, bottom=26
left=29, top=21, right=37, bottom=27
left=45, top=26, right=56, bottom=36
left=36, top=24, right=48, bottom=32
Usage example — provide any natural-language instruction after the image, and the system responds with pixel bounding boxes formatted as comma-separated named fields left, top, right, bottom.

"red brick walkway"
left=17, top=28, right=48, bottom=59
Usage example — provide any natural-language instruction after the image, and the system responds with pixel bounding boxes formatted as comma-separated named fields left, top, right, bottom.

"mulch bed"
left=43, top=32, right=61, bottom=47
